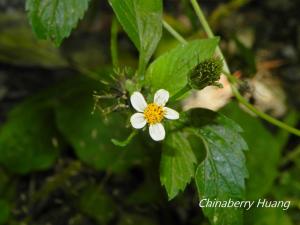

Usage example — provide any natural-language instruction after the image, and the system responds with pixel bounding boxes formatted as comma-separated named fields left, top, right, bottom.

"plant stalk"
left=163, top=20, right=188, bottom=44
left=169, top=84, right=192, bottom=102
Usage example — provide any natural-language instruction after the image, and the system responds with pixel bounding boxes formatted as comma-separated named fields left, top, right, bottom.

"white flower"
left=130, top=89, right=179, bottom=141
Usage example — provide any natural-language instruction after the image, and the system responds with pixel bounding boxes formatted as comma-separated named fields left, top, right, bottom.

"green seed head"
left=188, top=57, right=223, bottom=90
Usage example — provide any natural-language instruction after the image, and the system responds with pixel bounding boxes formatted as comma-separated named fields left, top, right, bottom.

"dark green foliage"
left=0, top=106, right=61, bottom=174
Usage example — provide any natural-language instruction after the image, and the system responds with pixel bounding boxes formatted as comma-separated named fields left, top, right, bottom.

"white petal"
left=130, top=92, right=147, bottom=112
left=149, top=123, right=165, bottom=141
left=164, top=107, right=179, bottom=120
left=154, top=89, right=169, bottom=106
left=130, top=113, right=147, bottom=129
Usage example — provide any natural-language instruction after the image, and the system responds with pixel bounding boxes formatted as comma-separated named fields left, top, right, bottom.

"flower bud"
left=188, top=57, right=223, bottom=90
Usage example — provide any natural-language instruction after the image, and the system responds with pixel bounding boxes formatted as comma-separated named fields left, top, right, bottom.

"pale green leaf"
left=160, top=131, right=197, bottom=200
left=26, top=0, right=91, bottom=46
left=146, top=38, right=219, bottom=96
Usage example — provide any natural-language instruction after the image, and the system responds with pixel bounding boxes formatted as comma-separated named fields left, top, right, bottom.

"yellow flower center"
left=144, top=103, right=165, bottom=125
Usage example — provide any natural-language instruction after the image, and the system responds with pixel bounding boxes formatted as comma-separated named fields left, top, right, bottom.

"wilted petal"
left=154, top=89, right=169, bottom=106
left=130, top=113, right=147, bottom=129
left=149, top=123, right=165, bottom=141
left=164, top=107, right=179, bottom=120
left=130, top=92, right=147, bottom=112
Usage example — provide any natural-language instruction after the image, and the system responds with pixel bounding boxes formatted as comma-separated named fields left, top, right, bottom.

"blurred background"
left=0, top=0, right=299, bottom=224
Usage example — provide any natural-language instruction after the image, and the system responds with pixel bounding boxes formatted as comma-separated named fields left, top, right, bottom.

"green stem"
left=190, top=0, right=214, bottom=38
left=163, top=20, right=188, bottom=44
left=190, top=0, right=230, bottom=73
left=111, top=130, right=138, bottom=147
left=169, top=84, right=192, bottom=102
left=111, top=17, right=119, bottom=68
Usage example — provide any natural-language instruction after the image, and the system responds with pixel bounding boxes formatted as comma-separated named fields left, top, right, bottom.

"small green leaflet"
left=145, top=38, right=219, bottom=96
left=160, top=132, right=197, bottom=200
left=186, top=108, right=248, bottom=225
left=26, top=0, right=91, bottom=46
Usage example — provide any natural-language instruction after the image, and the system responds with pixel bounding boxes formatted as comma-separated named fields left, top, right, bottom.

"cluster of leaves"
left=0, top=0, right=299, bottom=225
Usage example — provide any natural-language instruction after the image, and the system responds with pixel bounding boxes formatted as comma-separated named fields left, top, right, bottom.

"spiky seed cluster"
left=188, top=57, right=223, bottom=90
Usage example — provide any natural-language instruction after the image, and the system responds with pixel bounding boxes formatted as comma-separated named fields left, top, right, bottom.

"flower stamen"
left=144, top=103, right=165, bottom=125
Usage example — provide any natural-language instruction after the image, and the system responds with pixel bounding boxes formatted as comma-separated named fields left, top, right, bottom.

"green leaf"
left=160, top=131, right=197, bottom=200
left=0, top=106, right=60, bottom=174
left=26, top=0, right=91, bottom=46
left=79, top=186, right=116, bottom=224
left=187, top=109, right=248, bottom=225
left=55, top=92, right=144, bottom=172
left=221, top=102, right=281, bottom=199
left=109, top=0, right=163, bottom=70
left=146, top=38, right=219, bottom=96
